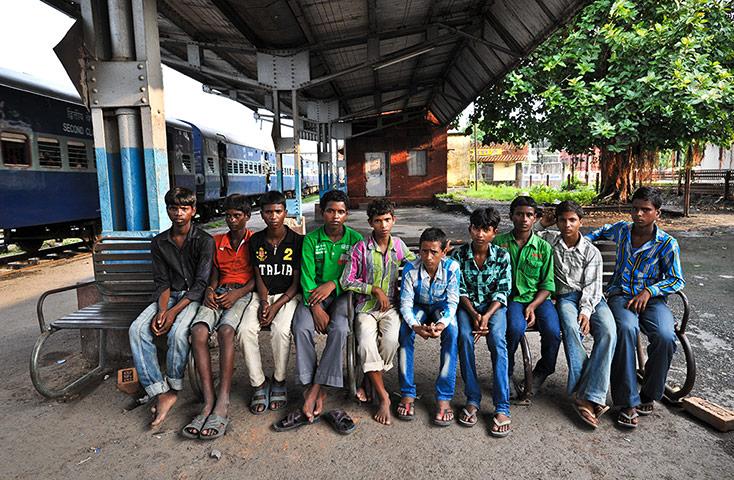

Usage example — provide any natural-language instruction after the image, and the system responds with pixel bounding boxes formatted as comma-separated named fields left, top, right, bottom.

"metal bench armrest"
left=36, top=280, right=96, bottom=333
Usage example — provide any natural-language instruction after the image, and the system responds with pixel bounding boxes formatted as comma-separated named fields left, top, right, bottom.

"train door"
left=364, top=152, right=389, bottom=197
left=218, top=141, right=228, bottom=197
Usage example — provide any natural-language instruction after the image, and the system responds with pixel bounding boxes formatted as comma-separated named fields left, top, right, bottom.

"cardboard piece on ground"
left=682, top=396, right=734, bottom=432
left=117, top=368, right=141, bottom=394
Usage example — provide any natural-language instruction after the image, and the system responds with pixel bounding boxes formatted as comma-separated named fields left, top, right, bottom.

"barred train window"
left=1, top=132, right=30, bottom=166
left=227, top=159, right=234, bottom=174
left=207, top=157, right=215, bottom=174
left=38, top=137, right=62, bottom=168
left=181, top=154, right=192, bottom=173
left=68, top=141, right=88, bottom=169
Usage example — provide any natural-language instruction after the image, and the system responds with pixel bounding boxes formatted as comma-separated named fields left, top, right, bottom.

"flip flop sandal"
left=182, top=414, right=207, bottom=439
left=595, top=404, right=611, bottom=419
left=325, top=409, right=356, bottom=435
left=574, top=404, right=599, bottom=429
left=396, top=401, right=415, bottom=421
left=199, top=414, right=229, bottom=440
left=269, top=378, right=288, bottom=411
left=637, top=401, right=654, bottom=416
left=458, top=407, right=478, bottom=427
left=434, top=408, right=454, bottom=427
left=250, top=383, right=270, bottom=415
left=617, top=410, right=639, bottom=428
left=273, top=410, right=321, bottom=432
left=490, top=415, right=511, bottom=438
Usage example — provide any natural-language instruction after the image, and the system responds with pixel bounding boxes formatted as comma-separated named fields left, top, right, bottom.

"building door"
left=365, top=152, right=389, bottom=197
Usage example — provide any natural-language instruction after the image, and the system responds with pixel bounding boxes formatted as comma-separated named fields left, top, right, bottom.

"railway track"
left=0, top=241, right=91, bottom=274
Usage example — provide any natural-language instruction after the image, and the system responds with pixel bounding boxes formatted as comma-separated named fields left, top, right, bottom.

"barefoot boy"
left=451, top=208, right=513, bottom=436
left=586, top=187, right=684, bottom=428
left=397, top=227, right=460, bottom=426
left=128, top=187, right=215, bottom=427
left=183, top=194, right=255, bottom=440
left=493, top=196, right=559, bottom=394
left=238, top=190, right=303, bottom=414
left=274, top=189, right=362, bottom=434
left=535, top=200, right=616, bottom=428
left=340, top=199, right=415, bottom=425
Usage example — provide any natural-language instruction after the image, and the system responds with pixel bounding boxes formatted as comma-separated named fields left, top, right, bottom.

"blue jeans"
left=398, top=302, right=458, bottom=402
left=556, top=292, right=616, bottom=405
left=457, top=303, right=510, bottom=416
left=607, top=291, right=677, bottom=407
left=506, top=299, right=561, bottom=379
left=128, top=291, right=200, bottom=397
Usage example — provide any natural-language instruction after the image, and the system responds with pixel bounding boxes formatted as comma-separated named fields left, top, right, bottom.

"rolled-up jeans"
left=457, top=303, right=510, bottom=416
left=128, top=290, right=200, bottom=397
left=556, top=292, right=616, bottom=406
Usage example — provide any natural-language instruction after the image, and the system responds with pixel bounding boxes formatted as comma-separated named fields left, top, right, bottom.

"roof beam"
left=210, top=0, right=266, bottom=49
left=483, top=10, right=525, bottom=55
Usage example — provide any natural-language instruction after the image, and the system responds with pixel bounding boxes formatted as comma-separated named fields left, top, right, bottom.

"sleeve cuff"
left=580, top=306, right=594, bottom=318
left=645, top=286, right=657, bottom=297
left=491, top=293, right=508, bottom=307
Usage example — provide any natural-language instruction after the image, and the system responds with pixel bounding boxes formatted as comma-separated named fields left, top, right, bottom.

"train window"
left=207, top=157, right=216, bottom=174
left=407, top=150, right=427, bottom=176
left=181, top=154, right=193, bottom=173
left=38, top=137, right=62, bottom=168
left=1, top=132, right=31, bottom=167
left=68, top=141, right=88, bottom=169
left=238, top=160, right=244, bottom=174
left=227, top=159, right=234, bottom=174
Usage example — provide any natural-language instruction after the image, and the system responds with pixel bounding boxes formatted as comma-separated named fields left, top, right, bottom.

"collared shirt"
left=493, top=231, right=555, bottom=303
left=301, top=225, right=362, bottom=304
left=151, top=224, right=215, bottom=303
left=400, top=257, right=460, bottom=327
left=250, top=226, right=303, bottom=295
left=214, top=229, right=254, bottom=286
left=340, top=234, right=416, bottom=313
left=586, top=221, right=685, bottom=298
left=535, top=227, right=603, bottom=318
left=450, top=242, right=512, bottom=308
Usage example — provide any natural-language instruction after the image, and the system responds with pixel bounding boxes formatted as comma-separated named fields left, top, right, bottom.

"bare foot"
left=302, top=385, right=326, bottom=422
left=492, top=413, right=511, bottom=435
left=151, top=391, right=177, bottom=427
left=373, top=390, right=391, bottom=425
left=356, top=387, right=369, bottom=403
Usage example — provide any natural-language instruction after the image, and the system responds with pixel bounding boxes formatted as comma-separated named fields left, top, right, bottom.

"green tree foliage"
left=470, top=0, right=734, bottom=201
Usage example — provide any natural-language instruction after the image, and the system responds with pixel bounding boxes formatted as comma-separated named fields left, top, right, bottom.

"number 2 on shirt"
left=283, top=248, right=293, bottom=261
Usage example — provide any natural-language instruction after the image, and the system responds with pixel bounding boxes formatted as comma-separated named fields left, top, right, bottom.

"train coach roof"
left=0, top=66, right=83, bottom=105
left=193, top=122, right=275, bottom=153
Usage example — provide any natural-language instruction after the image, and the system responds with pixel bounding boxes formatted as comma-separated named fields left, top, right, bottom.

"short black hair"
left=260, top=190, right=287, bottom=209
left=419, top=227, right=447, bottom=250
left=509, top=195, right=538, bottom=215
left=222, top=193, right=251, bottom=215
left=366, top=199, right=394, bottom=220
left=320, top=189, right=349, bottom=211
left=632, top=186, right=663, bottom=210
left=469, top=207, right=500, bottom=230
left=165, top=186, right=196, bottom=207
left=555, top=200, right=584, bottom=219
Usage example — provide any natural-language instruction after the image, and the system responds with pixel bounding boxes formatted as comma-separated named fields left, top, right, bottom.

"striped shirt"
left=400, top=257, right=460, bottom=328
left=586, top=221, right=685, bottom=298
left=340, top=234, right=415, bottom=313
left=450, top=242, right=512, bottom=308
left=535, top=228, right=604, bottom=317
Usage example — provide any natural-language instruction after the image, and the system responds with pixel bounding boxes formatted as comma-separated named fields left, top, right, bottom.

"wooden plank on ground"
left=682, top=397, right=734, bottom=432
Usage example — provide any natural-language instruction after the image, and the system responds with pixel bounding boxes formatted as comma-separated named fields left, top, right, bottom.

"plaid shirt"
left=400, top=257, right=460, bottom=327
left=340, top=234, right=415, bottom=313
left=586, top=221, right=685, bottom=298
left=535, top=228, right=604, bottom=318
left=450, top=242, right=512, bottom=308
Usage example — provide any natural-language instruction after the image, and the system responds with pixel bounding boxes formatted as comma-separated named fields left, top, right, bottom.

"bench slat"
left=51, top=302, right=150, bottom=329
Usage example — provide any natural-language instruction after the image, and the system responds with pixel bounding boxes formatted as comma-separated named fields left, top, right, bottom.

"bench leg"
left=517, top=334, right=533, bottom=403
left=187, top=348, right=204, bottom=402
left=635, top=330, right=697, bottom=404
left=30, top=328, right=108, bottom=400
left=345, top=294, right=358, bottom=400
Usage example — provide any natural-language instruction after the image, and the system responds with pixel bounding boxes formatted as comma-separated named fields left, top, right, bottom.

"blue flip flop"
left=250, top=382, right=270, bottom=415
left=269, top=377, right=288, bottom=411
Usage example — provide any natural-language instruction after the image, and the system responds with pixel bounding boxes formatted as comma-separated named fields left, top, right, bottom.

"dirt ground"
left=0, top=202, right=732, bottom=479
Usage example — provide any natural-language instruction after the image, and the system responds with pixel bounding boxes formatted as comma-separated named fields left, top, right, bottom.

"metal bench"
left=517, top=240, right=696, bottom=404
left=30, top=237, right=156, bottom=400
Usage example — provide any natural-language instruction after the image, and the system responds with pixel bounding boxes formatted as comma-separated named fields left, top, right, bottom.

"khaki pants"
left=355, top=308, right=401, bottom=373
left=237, top=292, right=300, bottom=386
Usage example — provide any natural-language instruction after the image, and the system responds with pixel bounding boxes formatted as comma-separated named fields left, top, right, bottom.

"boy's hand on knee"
left=373, top=287, right=390, bottom=312
left=153, top=311, right=175, bottom=335
left=626, top=290, right=651, bottom=313
left=312, top=304, right=330, bottom=334
left=308, top=282, right=336, bottom=306
left=524, top=306, right=536, bottom=328
left=577, top=314, right=590, bottom=336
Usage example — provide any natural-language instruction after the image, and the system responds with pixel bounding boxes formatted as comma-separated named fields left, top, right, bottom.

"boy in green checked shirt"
left=274, top=190, right=362, bottom=434
left=494, top=196, right=560, bottom=395
left=341, top=199, right=415, bottom=425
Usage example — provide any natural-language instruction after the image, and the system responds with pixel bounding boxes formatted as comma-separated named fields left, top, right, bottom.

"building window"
left=1, top=132, right=31, bottom=167
left=38, top=137, right=62, bottom=168
left=68, top=141, right=89, bottom=169
left=407, top=150, right=427, bottom=176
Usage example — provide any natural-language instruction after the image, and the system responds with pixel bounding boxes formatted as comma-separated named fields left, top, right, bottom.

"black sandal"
left=324, top=409, right=356, bottom=435
left=273, top=410, right=320, bottom=432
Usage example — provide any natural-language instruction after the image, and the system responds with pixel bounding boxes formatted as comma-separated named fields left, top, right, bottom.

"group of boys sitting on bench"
left=128, top=185, right=684, bottom=439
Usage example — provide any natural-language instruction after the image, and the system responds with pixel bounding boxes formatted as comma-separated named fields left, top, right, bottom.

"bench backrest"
left=594, top=240, right=617, bottom=285
left=92, top=237, right=156, bottom=298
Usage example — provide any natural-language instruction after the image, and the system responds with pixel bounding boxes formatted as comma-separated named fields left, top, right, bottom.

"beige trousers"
left=237, top=292, right=300, bottom=386
left=355, top=308, right=401, bottom=373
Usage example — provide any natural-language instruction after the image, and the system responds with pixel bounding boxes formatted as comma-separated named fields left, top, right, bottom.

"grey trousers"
left=292, top=293, right=350, bottom=388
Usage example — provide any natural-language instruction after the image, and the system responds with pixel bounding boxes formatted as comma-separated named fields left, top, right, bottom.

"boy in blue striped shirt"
left=586, top=187, right=685, bottom=428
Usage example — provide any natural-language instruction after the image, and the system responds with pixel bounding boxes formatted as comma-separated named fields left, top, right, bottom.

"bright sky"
left=0, top=0, right=309, bottom=152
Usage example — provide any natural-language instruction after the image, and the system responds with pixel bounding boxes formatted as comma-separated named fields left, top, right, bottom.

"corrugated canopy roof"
left=45, top=0, right=590, bottom=128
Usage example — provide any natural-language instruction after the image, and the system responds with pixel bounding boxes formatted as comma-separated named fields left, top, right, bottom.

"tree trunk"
left=594, top=147, right=632, bottom=203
